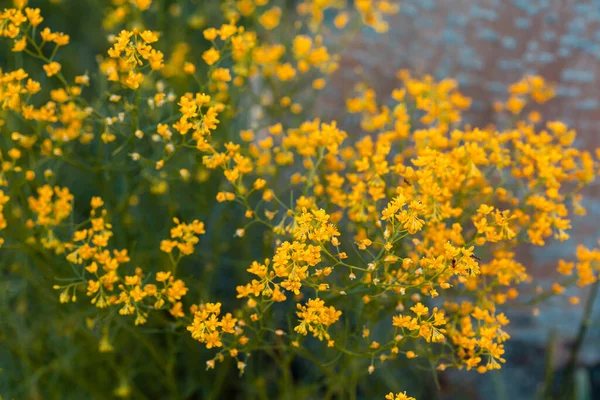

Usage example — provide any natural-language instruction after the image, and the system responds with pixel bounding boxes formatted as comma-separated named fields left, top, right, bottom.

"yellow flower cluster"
left=0, top=189, right=8, bottom=247
left=192, top=69, right=597, bottom=375
left=555, top=244, right=600, bottom=289
left=354, top=0, right=400, bottom=32
left=295, top=297, right=342, bottom=342
left=160, top=218, right=206, bottom=256
left=1, top=4, right=44, bottom=43
left=386, top=392, right=416, bottom=400
left=502, top=75, right=555, bottom=114
left=28, top=185, right=73, bottom=227
left=235, top=208, right=341, bottom=314
left=297, top=0, right=398, bottom=32
left=1, top=67, right=91, bottom=154
left=1, top=69, right=42, bottom=114
left=2, top=0, right=599, bottom=398
left=104, top=29, right=164, bottom=89
left=187, top=302, right=239, bottom=349
left=393, top=303, right=447, bottom=343
left=55, top=202, right=195, bottom=324
left=174, top=93, right=221, bottom=141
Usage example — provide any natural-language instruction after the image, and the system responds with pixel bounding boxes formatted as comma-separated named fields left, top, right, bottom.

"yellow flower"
left=293, top=35, right=312, bottom=58
left=132, top=0, right=152, bottom=10
left=43, top=62, right=61, bottom=77
left=212, top=68, right=231, bottom=82
left=410, top=303, right=429, bottom=317
left=275, top=63, right=296, bottom=81
left=386, top=392, right=416, bottom=400
left=203, top=27, right=218, bottom=41
left=334, top=12, right=349, bottom=29
left=12, top=36, right=26, bottom=51
left=202, top=48, right=220, bottom=66
left=259, top=7, right=281, bottom=30
left=25, top=7, right=43, bottom=27
left=183, top=62, right=196, bottom=74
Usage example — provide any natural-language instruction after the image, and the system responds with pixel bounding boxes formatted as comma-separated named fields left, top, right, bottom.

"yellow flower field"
left=1, top=0, right=599, bottom=398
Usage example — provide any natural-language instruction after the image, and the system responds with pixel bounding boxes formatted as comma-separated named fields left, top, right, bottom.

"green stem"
left=561, top=276, right=599, bottom=398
